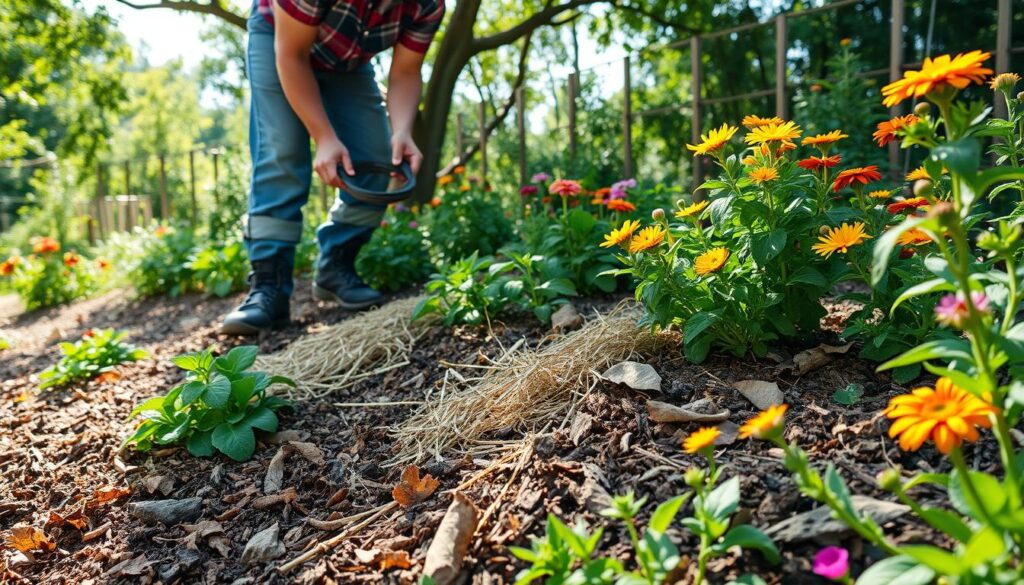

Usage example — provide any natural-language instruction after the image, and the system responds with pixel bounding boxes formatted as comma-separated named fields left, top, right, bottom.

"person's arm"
left=272, top=1, right=354, bottom=188
left=387, top=44, right=426, bottom=174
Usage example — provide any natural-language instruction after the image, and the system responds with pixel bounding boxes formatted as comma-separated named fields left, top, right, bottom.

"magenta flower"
left=519, top=185, right=539, bottom=197
left=610, top=178, right=637, bottom=199
left=408, top=220, right=418, bottom=229
left=531, top=172, right=551, bottom=183
left=812, top=547, right=849, bottom=581
left=394, top=203, right=408, bottom=212
left=935, top=291, right=990, bottom=329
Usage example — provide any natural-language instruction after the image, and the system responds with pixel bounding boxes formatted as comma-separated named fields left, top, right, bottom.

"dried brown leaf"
left=392, top=465, right=439, bottom=508
left=88, top=485, right=131, bottom=509
left=288, top=441, right=326, bottom=466
left=731, top=380, right=784, bottom=410
left=47, top=509, right=88, bottom=530
left=9, top=524, right=56, bottom=553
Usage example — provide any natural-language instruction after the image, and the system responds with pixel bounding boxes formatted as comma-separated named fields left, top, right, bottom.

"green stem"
left=1002, top=254, right=1018, bottom=335
left=695, top=534, right=710, bottom=585
left=949, top=448, right=1000, bottom=527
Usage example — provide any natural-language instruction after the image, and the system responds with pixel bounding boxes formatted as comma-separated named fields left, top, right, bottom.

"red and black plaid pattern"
left=258, top=0, right=445, bottom=72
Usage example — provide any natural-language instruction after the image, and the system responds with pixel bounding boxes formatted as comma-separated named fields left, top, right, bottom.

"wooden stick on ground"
left=278, top=501, right=398, bottom=574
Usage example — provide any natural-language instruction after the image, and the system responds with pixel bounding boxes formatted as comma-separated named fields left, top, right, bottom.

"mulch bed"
left=0, top=283, right=993, bottom=584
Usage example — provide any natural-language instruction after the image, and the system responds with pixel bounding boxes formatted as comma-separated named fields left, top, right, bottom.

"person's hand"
left=391, top=132, right=423, bottom=174
left=314, top=134, right=354, bottom=188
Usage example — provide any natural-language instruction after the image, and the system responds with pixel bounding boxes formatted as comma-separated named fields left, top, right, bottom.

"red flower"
left=797, top=155, right=842, bottom=171
left=0, top=256, right=19, bottom=276
left=606, top=199, right=636, bottom=212
left=887, top=197, right=930, bottom=214
left=832, top=166, right=881, bottom=192
left=63, top=252, right=80, bottom=267
left=519, top=185, right=539, bottom=197
left=873, top=115, right=920, bottom=147
left=31, top=236, right=60, bottom=254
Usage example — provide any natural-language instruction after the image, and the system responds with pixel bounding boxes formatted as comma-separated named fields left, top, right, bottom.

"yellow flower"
left=600, top=219, right=641, bottom=249
left=628, top=226, right=666, bottom=254
left=990, top=72, right=1020, bottom=92
left=885, top=378, right=997, bottom=454
left=674, top=200, right=709, bottom=219
left=744, top=121, right=802, bottom=145
left=438, top=175, right=455, bottom=187
left=906, top=166, right=932, bottom=181
left=683, top=426, right=720, bottom=454
left=812, top=222, right=872, bottom=258
left=868, top=190, right=893, bottom=200
left=748, top=166, right=779, bottom=184
left=741, top=156, right=758, bottom=166
left=739, top=404, right=788, bottom=439
left=742, top=115, right=784, bottom=129
left=694, top=247, right=729, bottom=276
left=459, top=184, right=471, bottom=192
left=687, top=123, right=738, bottom=156
left=801, top=130, right=848, bottom=147
left=882, top=51, right=993, bottom=107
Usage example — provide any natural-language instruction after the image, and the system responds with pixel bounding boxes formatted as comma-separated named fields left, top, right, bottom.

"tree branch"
left=470, top=0, right=603, bottom=55
left=612, top=1, right=698, bottom=34
left=441, top=30, right=535, bottom=175
left=115, top=0, right=247, bottom=30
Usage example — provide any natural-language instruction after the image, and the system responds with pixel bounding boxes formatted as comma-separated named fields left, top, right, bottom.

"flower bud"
left=976, top=230, right=1000, bottom=251
left=1018, top=91, right=1024, bottom=101
left=683, top=467, right=706, bottom=489
left=913, top=101, right=931, bottom=117
left=912, top=179, right=933, bottom=198
left=877, top=468, right=903, bottom=492
left=991, top=72, right=1021, bottom=94
left=651, top=208, right=665, bottom=221
left=818, top=225, right=831, bottom=235
left=839, top=38, right=851, bottom=47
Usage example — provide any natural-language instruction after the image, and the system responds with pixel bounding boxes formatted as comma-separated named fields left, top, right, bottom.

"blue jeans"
left=244, top=11, right=390, bottom=294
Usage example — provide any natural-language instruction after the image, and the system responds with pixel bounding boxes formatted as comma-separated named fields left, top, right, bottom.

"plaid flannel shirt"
left=258, top=0, right=445, bottom=72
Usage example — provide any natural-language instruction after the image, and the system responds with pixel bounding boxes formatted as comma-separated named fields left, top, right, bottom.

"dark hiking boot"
left=312, top=240, right=383, bottom=310
left=221, top=260, right=291, bottom=335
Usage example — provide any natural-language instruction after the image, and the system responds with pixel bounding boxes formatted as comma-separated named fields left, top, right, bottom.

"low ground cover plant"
left=123, top=345, right=293, bottom=461
left=1, top=236, right=98, bottom=310
left=38, top=328, right=148, bottom=390
left=356, top=204, right=433, bottom=292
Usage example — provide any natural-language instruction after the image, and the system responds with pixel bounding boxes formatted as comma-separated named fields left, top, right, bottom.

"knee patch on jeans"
left=242, top=214, right=303, bottom=243
left=328, top=201, right=385, bottom=227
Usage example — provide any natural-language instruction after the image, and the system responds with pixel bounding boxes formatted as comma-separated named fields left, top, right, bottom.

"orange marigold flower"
left=741, top=156, right=758, bottom=166
left=873, top=114, right=920, bottom=147
left=896, top=228, right=933, bottom=246
left=453, top=165, right=466, bottom=174
left=887, top=197, right=930, bottom=214
left=683, top=426, right=720, bottom=453
left=0, top=256, right=19, bottom=276
left=742, top=115, right=784, bottom=129
left=549, top=179, right=583, bottom=197
left=885, top=377, right=997, bottom=454
left=606, top=199, right=636, bottom=212
left=832, top=166, right=881, bottom=192
left=739, top=404, right=788, bottom=439
left=801, top=130, right=848, bottom=147
left=430, top=197, right=442, bottom=207
left=600, top=220, right=641, bottom=249
left=749, top=166, right=779, bottom=183
left=154, top=225, right=169, bottom=237
left=797, top=155, right=842, bottom=171
left=594, top=187, right=612, bottom=200
left=812, top=222, right=871, bottom=257
left=687, top=123, right=738, bottom=156
left=694, top=247, right=729, bottom=276
left=745, top=121, right=802, bottom=145
left=882, top=51, right=993, bottom=107
left=32, top=236, right=60, bottom=254
left=63, top=253, right=80, bottom=267
left=868, top=189, right=893, bottom=200
left=906, top=166, right=936, bottom=182
left=96, top=259, right=111, bottom=270
left=437, top=175, right=455, bottom=187
left=628, top=226, right=666, bottom=254
left=459, top=184, right=471, bottom=192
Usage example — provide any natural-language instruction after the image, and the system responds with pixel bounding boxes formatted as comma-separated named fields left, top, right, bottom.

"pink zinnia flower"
left=519, top=185, right=539, bottom=197
left=408, top=221, right=418, bottom=229
left=549, top=179, right=582, bottom=197
left=531, top=172, right=551, bottom=183
left=610, top=178, right=637, bottom=200
left=935, top=291, right=989, bottom=329
left=812, top=547, right=849, bottom=581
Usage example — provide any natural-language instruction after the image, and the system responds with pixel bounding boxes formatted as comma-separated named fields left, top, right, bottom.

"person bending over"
left=222, top=0, right=444, bottom=335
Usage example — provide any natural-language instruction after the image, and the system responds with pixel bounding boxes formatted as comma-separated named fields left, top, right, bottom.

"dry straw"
left=256, top=296, right=428, bottom=401
left=391, top=304, right=666, bottom=466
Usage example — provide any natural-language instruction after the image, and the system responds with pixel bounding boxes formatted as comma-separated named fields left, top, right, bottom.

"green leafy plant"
left=424, top=180, right=514, bottom=265
left=2, top=237, right=97, bottom=310
left=493, top=250, right=577, bottom=323
left=357, top=209, right=433, bottom=292
left=124, top=345, right=293, bottom=462
left=38, top=328, right=148, bottom=389
left=132, top=225, right=199, bottom=298
left=189, top=239, right=249, bottom=297
left=412, top=252, right=513, bottom=326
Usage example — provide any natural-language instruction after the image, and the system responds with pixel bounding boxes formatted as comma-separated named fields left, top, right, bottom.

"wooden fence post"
left=622, top=56, right=634, bottom=179
left=774, top=15, right=788, bottom=119
left=189, top=149, right=198, bottom=223
left=211, top=147, right=221, bottom=206
left=567, top=72, right=578, bottom=163
left=456, top=113, right=465, bottom=162
left=478, top=101, right=488, bottom=184
left=95, top=162, right=107, bottom=238
left=516, top=87, right=527, bottom=185
left=888, top=0, right=905, bottom=178
left=158, top=153, right=169, bottom=220
left=123, top=159, right=131, bottom=198
left=691, top=36, right=704, bottom=195
left=995, top=0, right=1011, bottom=120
